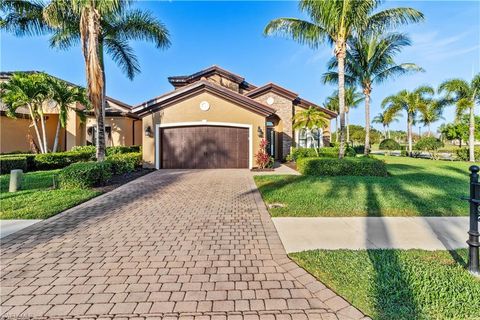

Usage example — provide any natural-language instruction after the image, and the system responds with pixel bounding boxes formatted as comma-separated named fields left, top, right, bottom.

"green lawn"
left=0, top=170, right=100, bottom=219
left=254, top=156, right=471, bottom=217
left=291, top=249, right=480, bottom=320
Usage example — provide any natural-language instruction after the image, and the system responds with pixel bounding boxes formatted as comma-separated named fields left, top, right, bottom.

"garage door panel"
left=161, top=125, right=248, bottom=169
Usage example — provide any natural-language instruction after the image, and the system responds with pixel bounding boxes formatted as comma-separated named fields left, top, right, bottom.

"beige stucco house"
left=0, top=72, right=142, bottom=154
left=134, top=66, right=336, bottom=169
left=1, top=67, right=335, bottom=168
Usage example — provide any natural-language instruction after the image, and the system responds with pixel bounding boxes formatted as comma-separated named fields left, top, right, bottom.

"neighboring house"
left=134, top=66, right=336, bottom=169
left=0, top=72, right=142, bottom=154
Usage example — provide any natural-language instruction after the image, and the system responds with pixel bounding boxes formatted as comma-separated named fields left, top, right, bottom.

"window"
left=87, top=126, right=111, bottom=146
left=297, top=128, right=322, bottom=148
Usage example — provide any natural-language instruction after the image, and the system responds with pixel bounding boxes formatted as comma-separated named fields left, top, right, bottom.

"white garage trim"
left=155, top=121, right=253, bottom=169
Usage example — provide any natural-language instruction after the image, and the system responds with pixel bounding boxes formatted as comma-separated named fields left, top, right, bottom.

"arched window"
left=297, top=128, right=323, bottom=148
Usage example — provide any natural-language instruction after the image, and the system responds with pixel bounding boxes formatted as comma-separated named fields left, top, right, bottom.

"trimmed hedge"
left=456, top=148, right=480, bottom=161
left=0, top=155, right=35, bottom=174
left=379, top=139, right=400, bottom=150
left=297, top=157, right=388, bottom=177
left=288, top=147, right=356, bottom=161
left=107, top=145, right=141, bottom=155
left=35, top=151, right=95, bottom=170
left=71, top=145, right=141, bottom=156
left=59, top=161, right=112, bottom=189
left=106, top=152, right=142, bottom=175
left=0, top=156, right=28, bottom=174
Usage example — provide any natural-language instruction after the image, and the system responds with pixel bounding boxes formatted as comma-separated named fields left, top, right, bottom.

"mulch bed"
left=95, top=168, right=155, bottom=193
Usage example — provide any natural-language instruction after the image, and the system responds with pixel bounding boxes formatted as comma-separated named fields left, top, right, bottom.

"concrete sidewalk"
left=272, top=217, right=469, bottom=253
left=0, top=220, right=42, bottom=239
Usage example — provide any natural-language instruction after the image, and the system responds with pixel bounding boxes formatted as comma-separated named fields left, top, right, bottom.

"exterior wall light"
left=145, top=126, right=153, bottom=137
left=257, top=126, right=264, bottom=138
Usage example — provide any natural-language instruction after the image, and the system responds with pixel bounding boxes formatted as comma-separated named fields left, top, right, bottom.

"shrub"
left=456, top=148, right=480, bottom=161
left=288, top=146, right=356, bottom=161
left=71, top=145, right=96, bottom=153
left=59, top=161, right=112, bottom=189
left=414, top=137, right=445, bottom=159
left=107, top=145, right=141, bottom=155
left=353, top=145, right=365, bottom=154
left=106, top=152, right=142, bottom=175
left=379, top=139, right=401, bottom=151
left=297, top=157, right=388, bottom=177
left=0, top=156, right=28, bottom=174
left=35, top=150, right=94, bottom=170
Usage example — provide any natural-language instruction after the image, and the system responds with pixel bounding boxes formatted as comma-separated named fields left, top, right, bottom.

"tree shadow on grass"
left=365, top=182, right=421, bottom=320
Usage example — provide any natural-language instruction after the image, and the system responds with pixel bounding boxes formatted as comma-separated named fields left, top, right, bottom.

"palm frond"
left=104, top=37, right=140, bottom=80
left=0, top=0, right=50, bottom=36
left=105, top=8, right=170, bottom=49
left=367, top=7, right=425, bottom=33
left=264, top=17, right=329, bottom=49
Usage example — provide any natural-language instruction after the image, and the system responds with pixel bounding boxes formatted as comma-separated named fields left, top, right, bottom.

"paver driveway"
left=1, top=170, right=365, bottom=320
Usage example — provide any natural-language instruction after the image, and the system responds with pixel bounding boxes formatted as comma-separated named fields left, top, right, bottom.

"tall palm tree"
left=0, top=72, right=50, bottom=153
left=438, top=74, right=480, bottom=162
left=293, top=106, right=330, bottom=155
left=323, top=32, right=423, bottom=155
left=1, top=0, right=170, bottom=160
left=264, top=0, right=423, bottom=158
left=419, top=100, right=444, bottom=137
left=47, top=76, right=89, bottom=152
left=382, top=86, right=434, bottom=156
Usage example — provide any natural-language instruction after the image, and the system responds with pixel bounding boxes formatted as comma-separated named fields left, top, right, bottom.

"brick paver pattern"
left=1, top=170, right=367, bottom=320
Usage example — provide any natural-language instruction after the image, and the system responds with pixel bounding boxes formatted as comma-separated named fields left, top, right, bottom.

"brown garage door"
left=160, top=126, right=249, bottom=169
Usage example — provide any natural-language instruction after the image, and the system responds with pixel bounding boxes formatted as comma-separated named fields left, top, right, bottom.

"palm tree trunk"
left=82, top=5, right=106, bottom=161
left=383, top=125, right=387, bottom=139
left=335, top=117, right=339, bottom=143
left=38, top=109, right=48, bottom=153
left=27, top=104, right=44, bottom=154
left=469, top=105, right=475, bottom=162
left=336, top=40, right=347, bottom=158
left=346, top=111, right=350, bottom=144
left=428, top=124, right=431, bottom=137
left=407, top=113, right=413, bottom=156
left=387, top=126, right=391, bottom=139
left=364, top=90, right=371, bottom=155
left=53, top=117, right=61, bottom=153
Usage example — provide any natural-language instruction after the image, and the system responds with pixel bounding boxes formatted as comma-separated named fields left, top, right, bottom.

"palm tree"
left=293, top=106, right=330, bottom=155
left=419, top=100, right=444, bottom=137
left=372, top=109, right=402, bottom=139
left=46, top=76, right=89, bottom=152
left=1, top=0, right=170, bottom=161
left=0, top=72, right=50, bottom=153
left=439, top=74, right=480, bottom=162
left=264, top=0, right=423, bottom=158
left=324, top=94, right=339, bottom=143
left=323, top=32, right=423, bottom=155
left=382, top=86, right=434, bottom=156
left=325, top=88, right=364, bottom=143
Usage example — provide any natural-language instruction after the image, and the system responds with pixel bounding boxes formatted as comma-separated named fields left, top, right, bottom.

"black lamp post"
left=467, top=165, right=480, bottom=276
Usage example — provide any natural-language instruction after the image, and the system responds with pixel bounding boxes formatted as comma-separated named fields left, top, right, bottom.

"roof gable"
left=134, top=80, right=275, bottom=117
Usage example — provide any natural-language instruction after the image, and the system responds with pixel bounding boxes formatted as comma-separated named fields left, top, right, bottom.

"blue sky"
left=2, top=1, right=479, bottom=133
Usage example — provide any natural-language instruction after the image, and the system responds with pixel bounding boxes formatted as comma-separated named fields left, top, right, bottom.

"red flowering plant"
left=255, top=139, right=273, bottom=169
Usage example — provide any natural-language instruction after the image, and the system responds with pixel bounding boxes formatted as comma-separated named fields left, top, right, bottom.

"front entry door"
left=266, top=128, right=275, bottom=158
left=161, top=125, right=249, bottom=169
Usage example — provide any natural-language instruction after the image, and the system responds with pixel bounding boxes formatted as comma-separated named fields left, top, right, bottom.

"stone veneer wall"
left=206, top=75, right=240, bottom=92
left=252, top=93, right=293, bottom=159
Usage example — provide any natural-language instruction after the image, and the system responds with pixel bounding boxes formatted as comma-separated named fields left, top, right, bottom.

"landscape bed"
left=254, top=156, right=471, bottom=217
left=0, top=163, right=151, bottom=220
left=290, top=249, right=480, bottom=320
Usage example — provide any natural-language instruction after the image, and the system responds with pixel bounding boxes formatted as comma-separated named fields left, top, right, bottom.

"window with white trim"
left=297, top=128, right=323, bottom=148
